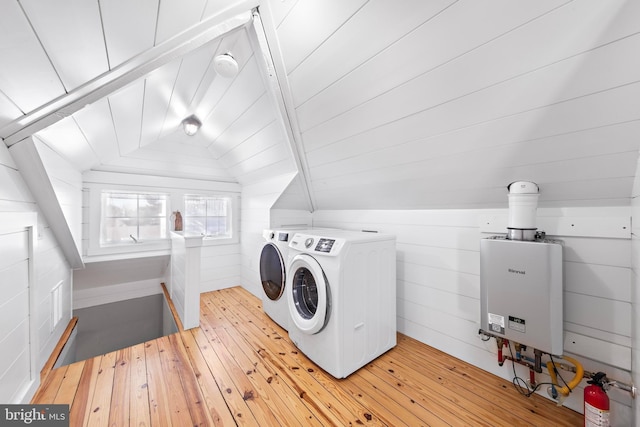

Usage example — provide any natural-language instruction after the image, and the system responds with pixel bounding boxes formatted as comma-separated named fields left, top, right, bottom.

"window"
left=183, top=195, right=232, bottom=238
left=100, top=191, right=168, bottom=245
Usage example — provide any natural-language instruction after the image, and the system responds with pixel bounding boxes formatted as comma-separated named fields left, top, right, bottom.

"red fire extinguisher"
left=584, top=372, right=610, bottom=427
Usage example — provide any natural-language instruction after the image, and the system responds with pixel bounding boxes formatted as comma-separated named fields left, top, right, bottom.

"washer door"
left=259, top=243, right=285, bottom=301
left=287, top=254, right=329, bottom=334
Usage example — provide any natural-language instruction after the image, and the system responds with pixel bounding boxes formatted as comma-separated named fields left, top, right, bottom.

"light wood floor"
left=32, top=286, right=583, bottom=426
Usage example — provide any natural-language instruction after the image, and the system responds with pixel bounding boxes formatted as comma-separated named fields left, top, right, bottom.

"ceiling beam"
left=249, top=8, right=316, bottom=212
left=1, top=1, right=258, bottom=147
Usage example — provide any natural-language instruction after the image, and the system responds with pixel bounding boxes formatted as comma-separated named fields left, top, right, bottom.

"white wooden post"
left=169, top=232, right=203, bottom=330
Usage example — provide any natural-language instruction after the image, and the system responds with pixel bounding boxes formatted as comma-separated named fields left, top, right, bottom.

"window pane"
left=103, top=193, right=137, bottom=217
left=207, top=198, right=227, bottom=216
left=100, top=218, right=137, bottom=244
left=185, top=198, right=206, bottom=216
left=139, top=217, right=167, bottom=240
left=139, top=195, right=166, bottom=217
left=100, top=191, right=168, bottom=245
left=206, top=217, right=228, bottom=236
left=185, top=217, right=206, bottom=235
left=183, top=195, right=231, bottom=237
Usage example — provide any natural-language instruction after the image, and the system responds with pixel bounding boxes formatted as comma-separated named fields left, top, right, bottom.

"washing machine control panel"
left=278, top=232, right=289, bottom=242
left=290, top=233, right=345, bottom=255
left=315, top=238, right=335, bottom=253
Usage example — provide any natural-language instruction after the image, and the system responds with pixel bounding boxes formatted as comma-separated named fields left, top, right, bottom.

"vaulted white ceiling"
left=0, top=0, right=296, bottom=185
left=1, top=0, right=639, bottom=211
left=270, top=0, right=640, bottom=209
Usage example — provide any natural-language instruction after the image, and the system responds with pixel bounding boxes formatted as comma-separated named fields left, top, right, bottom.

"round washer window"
left=259, top=244, right=284, bottom=301
left=291, top=267, right=318, bottom=319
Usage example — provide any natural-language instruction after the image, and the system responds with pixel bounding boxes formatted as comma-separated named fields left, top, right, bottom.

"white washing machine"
left=259, top=228, right=303, bottom=331
left=286, top=229, right=396, bottom=378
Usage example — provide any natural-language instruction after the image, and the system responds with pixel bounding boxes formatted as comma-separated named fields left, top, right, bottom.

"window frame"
left=85, top=181, right=239, bottom=260
left=100, top=190, right=169, bottom=246
left=86, top=183, right=172, bottom=258
left=182, top=194, right=234, bottom=240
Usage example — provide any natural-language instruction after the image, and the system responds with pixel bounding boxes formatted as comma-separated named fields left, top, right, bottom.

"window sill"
left=83, top=248, right=171, bottom=264
left=85, top=240, right=171, bottom=262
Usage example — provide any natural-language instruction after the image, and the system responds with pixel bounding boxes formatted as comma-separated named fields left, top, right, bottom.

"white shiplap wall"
left=33, top=137, right=83, bottom=255
left=239, top=172, right=311, bottom=298
left=201, top=243, right=243, bottom=292
left=263, top=0, right=640, bottom=211
left=630, top=161, right=640, bottom=426
left=313, top=207, right=633, bottom=424
left=0, top=220, right=32, bottom=403
left=0, top=142, right=72, bottom=403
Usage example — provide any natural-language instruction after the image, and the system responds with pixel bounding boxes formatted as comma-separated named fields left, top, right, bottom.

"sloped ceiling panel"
left=271, top=0, right=640, bottom=210
left=20, top=0, right=109, bottom=91
left=0, top=1, right=66, bottom=116
left=2, top=0, right=638, bottom=212
left=1, top=0, right=296, bottom=188
left=100, top=0, right=159, bottom=68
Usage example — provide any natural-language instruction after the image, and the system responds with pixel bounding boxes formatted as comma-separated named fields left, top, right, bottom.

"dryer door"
left=287, top=254, right=329, bottom=334
left=259, top=243, right=285, bottom=301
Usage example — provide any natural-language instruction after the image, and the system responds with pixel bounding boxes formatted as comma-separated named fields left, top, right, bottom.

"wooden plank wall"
left=0, top=142, right=73, bottom=403
left=313, top=206, right=634, bottom=425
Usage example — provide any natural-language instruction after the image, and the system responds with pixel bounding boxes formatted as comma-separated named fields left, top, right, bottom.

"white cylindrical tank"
left=507, top=181, right=539, bottom=240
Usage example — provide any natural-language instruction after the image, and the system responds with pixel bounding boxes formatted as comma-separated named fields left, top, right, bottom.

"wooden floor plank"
left=53, top=360, right=85, bottom=406
left=144, top=339, right=173, bottom=426
left=31, top=286, right=583, bottom=427
left=30, top=364, right=67, bottom=404
left=369, top=351, right=530, bottom=427
left=108, top=347, right=131, bottom=427
left=168, top=333, right=214, bottom=426
left=393, top=336, right=578, bottom=427
left=155, top=335, right=195, bottom=426
left=190, top=327, right=260, bottom=426
left=86, top=351, right=117, bottom=427
left=218, top=287, right=387, bottom=426
left=343, top=370, right=442, bottom=427
left=204, top=292, right=319, bottom=426
left=199, top=300, right=285, bottom=427
left=129, top=342, right=151, bottom=427
left=70, top=356, right=99, bottom=427
left=180, top=329, right=238, bottom=426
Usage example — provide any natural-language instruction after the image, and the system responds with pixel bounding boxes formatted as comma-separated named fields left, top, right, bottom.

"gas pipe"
left=584, top=372, right=610, bottom=427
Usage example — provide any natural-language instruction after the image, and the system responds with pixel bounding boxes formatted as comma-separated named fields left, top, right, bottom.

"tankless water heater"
left=480, top=237, right=563, bottom=355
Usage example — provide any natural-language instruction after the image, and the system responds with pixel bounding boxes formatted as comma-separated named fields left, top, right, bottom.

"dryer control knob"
left=304, top=238, right=314, bottom=248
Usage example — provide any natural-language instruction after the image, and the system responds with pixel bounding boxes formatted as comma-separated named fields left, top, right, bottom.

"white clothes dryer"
left=259, top=228, right=302, bottom=331
left=286, top=230, right=396, bottom=378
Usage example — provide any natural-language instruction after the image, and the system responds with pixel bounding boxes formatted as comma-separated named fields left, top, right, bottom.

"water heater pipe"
left=546, top=356, right=584, bottom=396
left=506, top=181, right=539, bottom=241
left=478, top=329, right=636, bottom=398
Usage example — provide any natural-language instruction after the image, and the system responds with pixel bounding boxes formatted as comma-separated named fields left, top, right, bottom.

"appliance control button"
left=304, top=238, right=314, bottom=248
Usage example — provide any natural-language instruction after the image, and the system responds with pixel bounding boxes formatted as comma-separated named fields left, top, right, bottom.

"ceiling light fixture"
left=181, top=114, right=201, bottom=136
left=213, top=53, right=239, bottom=78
